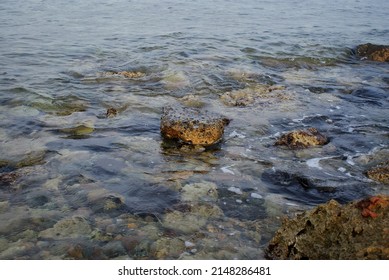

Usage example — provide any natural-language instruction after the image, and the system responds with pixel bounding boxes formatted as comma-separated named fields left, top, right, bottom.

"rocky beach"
left=0, top=0, right=388, bottom=260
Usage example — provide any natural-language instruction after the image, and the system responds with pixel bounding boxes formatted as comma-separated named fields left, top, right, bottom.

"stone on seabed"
left=356, top=43, right=389, bottom=62
left=181, top=181, right=218, bottom=202
left=275, top=127, right=328, bottom=149
left=160, top=105, right=230, bottom=146
left=265, top=195, right=389, bottom=259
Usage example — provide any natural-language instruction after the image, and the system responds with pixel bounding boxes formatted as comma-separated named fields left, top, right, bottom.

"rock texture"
left=275, top=128, right=328, bottom=149
left=220, top=84, right=289, bottom=107
left=106, top=108, right=118, bottom=118
left=356, top=43, right=389, bottom=62
left=160, top=105, right=230, bottom=146
left=102, top=71, right=145, bottom=78
left=266, top=195, right=389, bottom=259
left=366, top=162, right=389, bottom=184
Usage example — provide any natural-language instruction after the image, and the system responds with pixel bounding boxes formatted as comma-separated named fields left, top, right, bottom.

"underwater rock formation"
left=275, top=128, right=328, bottom=149
left=266, top=195, right=389, bottom=259
left=220, top=84, right=288, bottom=107
left=356, top=43, right=389, bottom=62
left=160, top=105, right=230, bottom=146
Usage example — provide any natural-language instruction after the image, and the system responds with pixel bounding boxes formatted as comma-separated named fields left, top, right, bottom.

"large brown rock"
left=275, top=128, right=328, bottom=149
left=266, top=195, right=389, bottom=259
left=160, top=106, right=230, bottom=146
left=356, top=43, right=389, bottom=62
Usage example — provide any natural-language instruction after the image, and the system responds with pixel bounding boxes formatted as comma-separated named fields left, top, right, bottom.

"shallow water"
left=0, top=0, right=388, bottom=259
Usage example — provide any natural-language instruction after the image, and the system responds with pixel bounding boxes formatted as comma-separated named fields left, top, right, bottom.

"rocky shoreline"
left=265, top=195, right=389, bottom=259
left=1, top=42, right=388, bottom=260
left=155, top=43, right=389, bottom=260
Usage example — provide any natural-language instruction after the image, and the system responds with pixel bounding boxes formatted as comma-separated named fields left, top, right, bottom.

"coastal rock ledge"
left=160, top=105, right=230, bottom=146
left=265, top=195, right=389, bottom=259
left=356, top=43, right=389, bottom=62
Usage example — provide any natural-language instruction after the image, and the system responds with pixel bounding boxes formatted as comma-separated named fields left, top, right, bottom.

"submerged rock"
left=150, top=237, right=185, bottom=259
left=181, top=181, right=218, bottom=202
left=39, top=216, right=93, bottom=240
left=32, top=96, right=88, bottom=116
left=366, top=162, right=389, bottom=184
left=162, top=210, right=207, bottom=234
left=66, top=242, right=106, bottom=260
left=15, top=150, right=47, bottom=168
left=179, top=94, right=206, bottom=108
left=275, top=128, right=328, bottom=149
left=59, top=122, right=95, bottom=138
left=0, top=172, right=19, bottom=188
left=102, top=71, right=145, bottom=79
left=162, top=203, right=223, bottom=234
left=220, top=84, right=288, bottom=107
left=266, top=195, right=389, bottom=259
left=356, top=43, right=389, bottom=62
left=160, top=105, right=230, bottom=146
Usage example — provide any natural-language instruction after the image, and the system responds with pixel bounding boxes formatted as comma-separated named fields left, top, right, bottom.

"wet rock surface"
left=0, top=172, right=19, bottom=188
left=366, top=162, right=389, bottom=184
left=106, top=107, right=118, bottom=118
left=101, top=71, right=145, bottom=79
left=275, top=128, right=328, bottom=149
left=160, top=105, right=230, bottom=146
left=356, top=43, right=389, bottom=62
left=266, top=195, right=389, bottom=259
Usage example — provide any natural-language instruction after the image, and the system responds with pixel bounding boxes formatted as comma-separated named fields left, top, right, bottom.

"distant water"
left=0, top=0, right=388, bottom=259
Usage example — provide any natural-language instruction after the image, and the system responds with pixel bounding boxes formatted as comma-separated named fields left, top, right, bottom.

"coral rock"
left=265, top=195, right=389, bottom=259
left=275, top=127, right=328, bottom=149
left=356, top=43, right=389, bottom=62
left=160, top=105, right=230, bottom=146
left=366, top=162, right=389, bottom=184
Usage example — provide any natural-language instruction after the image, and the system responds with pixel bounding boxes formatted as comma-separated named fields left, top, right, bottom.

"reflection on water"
left=0, top=0, right=388, bottom=259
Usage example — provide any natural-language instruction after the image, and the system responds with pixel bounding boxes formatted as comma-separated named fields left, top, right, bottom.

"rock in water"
left=160, top=105, right=230, bottom=146
left=265, top=195, right=389, bottom=259
left=106, top=107, right=118, bottom=118
left=356, top=43, right=389, bottom=62
left=366, top=162, right=389, bottom=184
left=101, top=71, right=145, bottom=78
left=275, top=127, right=328, bottom=149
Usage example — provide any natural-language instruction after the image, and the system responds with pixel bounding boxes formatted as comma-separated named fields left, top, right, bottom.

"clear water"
left=0, top=0, right=388, bottom=259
